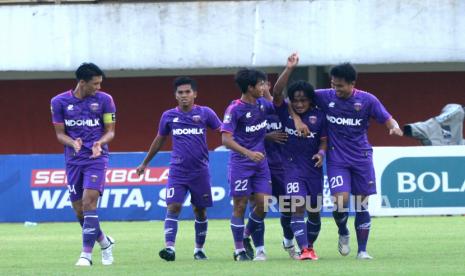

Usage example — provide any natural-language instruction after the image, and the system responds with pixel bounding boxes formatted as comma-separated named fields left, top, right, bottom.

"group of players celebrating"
left=51, top=53, right=402, bottom=266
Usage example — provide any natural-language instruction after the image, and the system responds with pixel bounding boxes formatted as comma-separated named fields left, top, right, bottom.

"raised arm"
left=273, top=52, right=299, bottom=106
left=136, top=135, right=168, bottom=175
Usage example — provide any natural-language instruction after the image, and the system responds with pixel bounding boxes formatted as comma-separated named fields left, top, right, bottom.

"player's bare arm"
left=273, top=52, right=299, bottom=107
left=222, top=132, right=264, bottom=162
left=136, top=134, right=168, bottom=175
left=288, top=106, right=310, bottom=137
left=385, top=118, right=403, bottom=136
left=54, top=124, right=82, bottom=153
left=312, top=137, right=327, bottom=168
left=91, top=122, right=115, bottom=158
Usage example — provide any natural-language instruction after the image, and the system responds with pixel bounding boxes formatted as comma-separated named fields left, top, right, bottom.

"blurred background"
left=1, top=0, right=464, bottom=155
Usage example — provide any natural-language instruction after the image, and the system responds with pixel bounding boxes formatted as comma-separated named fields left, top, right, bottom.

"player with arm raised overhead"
left=51, top=63, right=116, bottom=266
left=288, top=54, right=403, bottom=260
left=136, top=77, right=222, bottom=261
left=273, top=53, right=327, bottom=260
left=221, top=68, right=274, bottom=261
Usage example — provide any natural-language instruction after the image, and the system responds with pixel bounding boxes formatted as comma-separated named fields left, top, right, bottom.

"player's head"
left=287, top=80, right=315, bottom=114
left=75, top=63, right=105, bottom=96
left=234, top=68, right=267, bottom=98
left=173, top=76, right=197, bottom=109
left=330, top=62, right=357, bottom=99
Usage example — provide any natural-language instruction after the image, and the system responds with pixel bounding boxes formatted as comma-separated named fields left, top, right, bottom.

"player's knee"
left=193, top=207, right=207, bottom=220
left=167, top=203, right=182, bottom=215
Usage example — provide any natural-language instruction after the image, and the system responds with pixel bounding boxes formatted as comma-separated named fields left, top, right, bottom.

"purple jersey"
left=221, top=98, right=274, bottom=165
left=275, top=101, right=327, bottom=178
left=314, top=88, right=391, bottom=164
left=51, top=90, right=116, bottom=165
left=264, top=113, right=284, bottom=170
left=158, top=105, right=221, bottom=173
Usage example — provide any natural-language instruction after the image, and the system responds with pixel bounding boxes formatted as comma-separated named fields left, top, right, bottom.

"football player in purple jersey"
left=273, top=53, right=327, bottom=261
left=136, top=77, right=221, bottom=261
left=51, top=63, right=116, bottom=266
left=288, top=53, right=403, bottom=260
left=221, top=68, right=275, bottom=261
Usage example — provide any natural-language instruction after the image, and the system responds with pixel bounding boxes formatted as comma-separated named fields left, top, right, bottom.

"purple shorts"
left=270, top=167, right=286, bottom=198
left=327, top=162, right=377, bottom=196
left=284, top=174, right=323, bottom=206
left=228, top=160, right=272, bottom=197
left=166, top=169, right=213, bottom=208
left=66, top=162, right=107, bottom=202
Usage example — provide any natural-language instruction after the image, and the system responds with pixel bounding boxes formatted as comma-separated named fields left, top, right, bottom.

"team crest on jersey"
left=259, top=104, right=265, bottom=111
left=223, top=114, right=232, bottom=123
left=192, top=115, right=201, bottom=122
left=90, top=174, right=98, bottom=183
left=308, top=116, right=317, bottom=124
left=354, top=102, right=362, bottom=111
left=90, top=102, right=99, bottom=112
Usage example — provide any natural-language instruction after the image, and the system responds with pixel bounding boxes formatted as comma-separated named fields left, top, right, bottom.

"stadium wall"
left=1, top=0, right=465, bottom=71
left=1, top=71, right=464, bottom=154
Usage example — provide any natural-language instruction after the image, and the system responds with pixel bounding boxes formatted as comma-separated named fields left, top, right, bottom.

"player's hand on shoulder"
left=136, top=164, right=146, bottom=176
left=72, top=138, right=82, bottom=153
left=312, top=153, right=324, bottom=168
left=389, top=127, right=403, bottom=136
left=246, top=150, right=265, bottom=162
left=265, top=131, right=288, bottom=144
left=90, top=141, right=102, bottom=158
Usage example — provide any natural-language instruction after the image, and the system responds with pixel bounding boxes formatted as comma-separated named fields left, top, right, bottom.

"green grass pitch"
left=1, top=216, right=464, bottom=275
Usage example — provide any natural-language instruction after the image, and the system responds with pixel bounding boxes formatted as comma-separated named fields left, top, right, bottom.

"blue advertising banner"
left=1, top=151, right=336, bottom=222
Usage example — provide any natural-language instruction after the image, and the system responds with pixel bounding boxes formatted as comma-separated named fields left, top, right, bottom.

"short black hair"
left=287, top=80, right=315, bottom=102
left=330, top=62, right=357, bottom=83
left=173, top=76, right=197, bottom=92
left=234, top=68, right=267, bottom=94
left=75, top=63, right=105, bottom=82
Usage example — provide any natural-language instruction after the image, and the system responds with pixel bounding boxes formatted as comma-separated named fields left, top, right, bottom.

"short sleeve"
left=205, top=107, right=222, bottom=130
left=51, top=98, right=64, bottom=124
left=314, top=89, right=327, bottom=110
left=220, top=104, right=237, bottom=133
left=369, top=94, right=391, bottom=124
left=102, top=94, right=116, bottom=124
left=158, top=112, right=171, bottom=136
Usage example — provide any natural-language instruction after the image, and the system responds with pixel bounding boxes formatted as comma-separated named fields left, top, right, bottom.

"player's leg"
left=231, top=196, right=250, bottom=261
left=351, top=163, right=376, bottom=260
left=269, top=169, right=297, bottom=257
left=71, top=199, right=112, bottom=252
left=246, top=163, right=272, bottom=261
left=246, top=195, right=257, bottom=260
left=192, top=206, right=208, bottom=260
left=188, top=170, right=213, bottom=260
left=229, top=165, right=253, bottom=261
left=160, top=174, right=188, bottom=261
left=327, top=164, right=351, bottom=256
left=285, top=178, right=311, bottom=260
left=305, top=181, right=323, bottom=261
left=66, top=164, right=91, bottom=266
